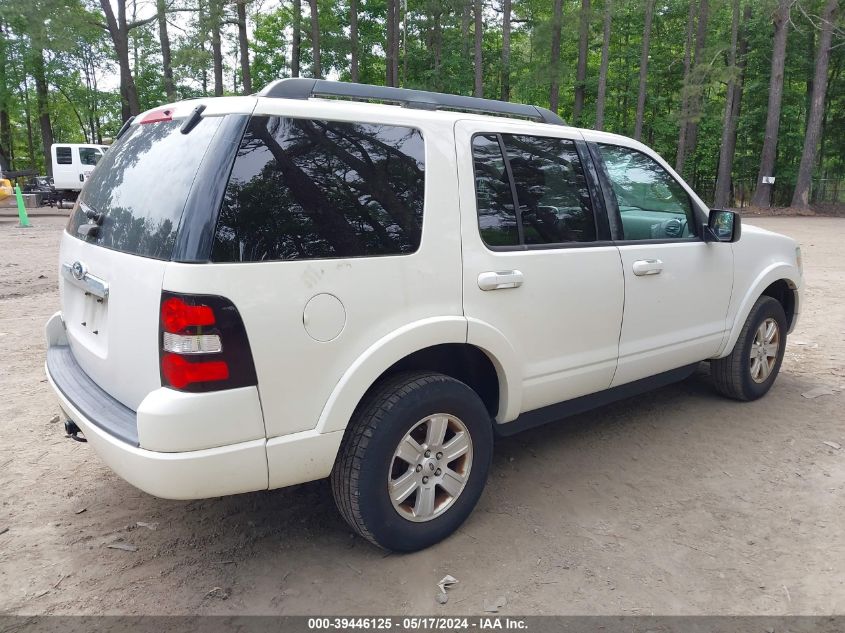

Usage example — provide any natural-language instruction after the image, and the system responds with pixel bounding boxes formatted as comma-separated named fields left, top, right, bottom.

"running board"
left=494, top=363, right=699, bottom=437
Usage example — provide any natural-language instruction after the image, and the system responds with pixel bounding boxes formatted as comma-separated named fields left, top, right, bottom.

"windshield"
left=68, top=116, right=224, bottom=260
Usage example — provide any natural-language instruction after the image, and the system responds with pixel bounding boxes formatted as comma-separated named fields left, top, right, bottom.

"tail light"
left=159, top=292, right=257, bottom=392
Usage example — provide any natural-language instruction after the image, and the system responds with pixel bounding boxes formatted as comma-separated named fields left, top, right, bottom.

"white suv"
left=46, top=79, right=803, bottom=551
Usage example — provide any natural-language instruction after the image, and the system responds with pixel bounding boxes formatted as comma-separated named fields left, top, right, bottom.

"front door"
left=456, top=120, right=624, bottom=419
left=591, top=142, right=734, bottom=386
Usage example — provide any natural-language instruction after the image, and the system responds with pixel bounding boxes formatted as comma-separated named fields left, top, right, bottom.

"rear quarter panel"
left=162, top=101, right=464, bottom=441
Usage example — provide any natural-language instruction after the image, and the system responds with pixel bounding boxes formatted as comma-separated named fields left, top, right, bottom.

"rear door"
left=60, top=112, right=231, bottom=410
left=456, top=120, right=624, bottom=417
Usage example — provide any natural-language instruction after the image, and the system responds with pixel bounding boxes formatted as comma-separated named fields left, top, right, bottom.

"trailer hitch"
left=64, top=419, right=87, bottom=443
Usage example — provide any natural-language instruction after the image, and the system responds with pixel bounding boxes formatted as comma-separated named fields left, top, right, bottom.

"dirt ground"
left=0, top=214, right=843, bottom=616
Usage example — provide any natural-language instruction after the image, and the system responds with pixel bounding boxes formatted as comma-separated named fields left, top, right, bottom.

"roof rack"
left=258, top=78, right=566, bottom=126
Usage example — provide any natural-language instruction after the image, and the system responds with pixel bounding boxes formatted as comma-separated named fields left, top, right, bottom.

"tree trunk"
left=386, top=0, right=395, bottom=86
left=462, top=0, right=471, bottom=69
left=473, top=0, right=483, bottom=97
left=501, top=0, right=511, bottom=101
left=236, top=1, right=252, bottom=94
left=20, top=75, right=36, bottom=170
left=156, top=0, right=176, bottom=101
left=209, top=0, right=224, bottom=95
left=100, top=0, right=142, bottom=120
left=432, top=7, right=443, bottom=90
left=674, top=0, right=696, bottom=173
left=393, top=0, right=400, bottom=85
left=573, top=0, right=590, bottom=123
left=0, top=22, right=11, bottom=172
left=713, top=0, right=744, bottom=209
left=31, top=46, right=54, bottom=177
left=291, top=0, right=301, bottom=77
left=684, top=0, right=710, bottom=166
left=350, top=0, right=359, bottom=82
left=751, top=0, right=791, bottom=208
left=634, top=0, right=654, bottom=140
left=198, top=0, right=208, bottom=93
left=309, top=0, right=321, bottom=78
left=792, top=0, right=838, bottom=209
left=550, top=0, right=563, bottom=113
left=595, top=0, right=612, bottom=130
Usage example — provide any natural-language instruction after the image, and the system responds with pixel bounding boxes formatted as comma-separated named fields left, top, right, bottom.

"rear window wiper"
left=180, top=104, right=206, bottom=135
left=77, top=202, right=104, bottom=238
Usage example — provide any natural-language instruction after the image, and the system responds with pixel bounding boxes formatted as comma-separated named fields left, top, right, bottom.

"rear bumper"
left=46, top=357, right=269, bottom=500
left=45, top=311, right=269, bottom=499
left=45, top=311, right=342, bottom=500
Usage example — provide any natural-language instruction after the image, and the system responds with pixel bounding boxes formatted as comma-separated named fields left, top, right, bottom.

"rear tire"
left=711, top=296, right=787, bottom=401
left=331, top=371, right=493, bottom=552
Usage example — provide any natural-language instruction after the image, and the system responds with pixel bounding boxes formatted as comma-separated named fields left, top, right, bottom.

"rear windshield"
left=68, top=116, right=223, bottom=260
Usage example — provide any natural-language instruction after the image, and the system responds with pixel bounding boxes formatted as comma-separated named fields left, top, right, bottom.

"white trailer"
left=51, top=143, right=108, bottom=205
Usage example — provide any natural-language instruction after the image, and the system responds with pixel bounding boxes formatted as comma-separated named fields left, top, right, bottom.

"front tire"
left=711, top=295, right=787, bottom=401
left=331, top=371, right=493, bottom=552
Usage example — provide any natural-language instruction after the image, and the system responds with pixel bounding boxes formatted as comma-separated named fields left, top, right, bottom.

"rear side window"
left=69, top=116, right=224, bottom=260
left=471, top=133, right=596, bottom=248
left=212, top=116, right=425, bottom=262
left=56, top=147, right=72, bottom=165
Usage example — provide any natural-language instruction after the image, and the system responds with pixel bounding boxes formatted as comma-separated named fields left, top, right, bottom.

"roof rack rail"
left=258, top=78, right=566, bottom=126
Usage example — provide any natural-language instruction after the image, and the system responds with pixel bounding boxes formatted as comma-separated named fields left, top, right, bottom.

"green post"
left=14, top=184, right=31, bottom=228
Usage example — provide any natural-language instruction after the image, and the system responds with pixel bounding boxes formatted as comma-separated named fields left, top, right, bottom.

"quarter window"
left=598, top=144, right=696, bottom=240
left=56, top=146, right=72, bottom=165
left=471, top=133, right=596, bottom=247
left=472, top=134, right=519, bottom=247
left=212, top=117, right=425, bottom=262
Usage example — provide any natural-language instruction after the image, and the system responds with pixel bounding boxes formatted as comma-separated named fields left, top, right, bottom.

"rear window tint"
left=69, top=116, right=223, bottom=260
left=211, top=116, right=425, bottom=262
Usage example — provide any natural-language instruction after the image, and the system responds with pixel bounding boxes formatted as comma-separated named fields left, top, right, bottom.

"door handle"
left=478, top=270, right=524, bottom=291
left=632, top=259, right=664, bottom=276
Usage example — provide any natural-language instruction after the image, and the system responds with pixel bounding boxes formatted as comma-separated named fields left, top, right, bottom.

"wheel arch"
left=719, top=264, right=801, bottom=357
left=315, top=317, right=521, bottom=434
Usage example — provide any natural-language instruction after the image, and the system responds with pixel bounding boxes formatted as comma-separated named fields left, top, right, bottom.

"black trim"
left=613, top=237, right=701, bottom=246
left=497, top=133, right=525, bottom=246
left=172, top=114, right=250, bottom=263
left=575, top=140, right=612, bottom=242
left=485, top=240, right=617, bottom=252
left=586, top=142, right=623, bottom=240
left=494, top=363, right=698, bottom=437
left=258, top=78, right=566, bottom=126
left=47, top=346, right=139, bottom=446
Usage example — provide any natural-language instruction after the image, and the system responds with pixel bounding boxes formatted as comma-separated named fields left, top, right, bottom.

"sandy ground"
left=0, top=215, right=843, bottom=616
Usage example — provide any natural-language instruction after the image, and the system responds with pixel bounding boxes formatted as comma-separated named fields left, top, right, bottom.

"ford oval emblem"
left=71, top=261, right=86, bottom=281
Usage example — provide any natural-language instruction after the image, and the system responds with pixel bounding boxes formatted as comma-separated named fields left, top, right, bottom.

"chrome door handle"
left=478, top=270, right=524, bottom=291
left=632, top=259, right=664, bottom=276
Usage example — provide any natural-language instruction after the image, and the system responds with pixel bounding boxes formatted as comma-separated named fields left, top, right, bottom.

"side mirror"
left=703, top=209, right=741, bottom=243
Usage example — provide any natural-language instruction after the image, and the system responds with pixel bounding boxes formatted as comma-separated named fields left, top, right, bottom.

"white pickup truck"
left=51, top=143, right=108, bottom=205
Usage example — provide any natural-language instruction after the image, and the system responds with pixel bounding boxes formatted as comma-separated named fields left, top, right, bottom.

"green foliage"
left=0, top=0, right=842, bottom=205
